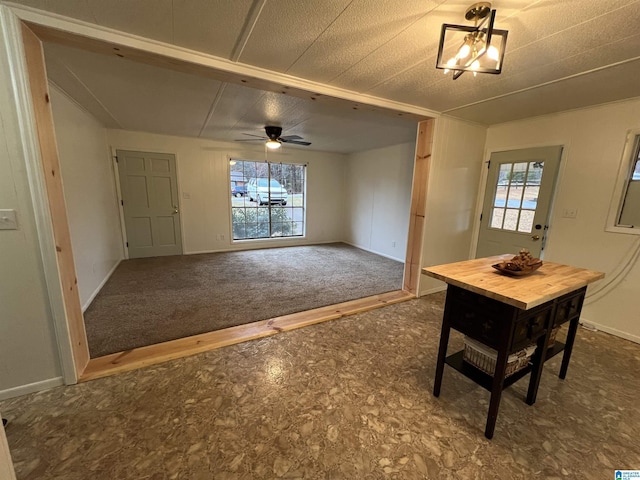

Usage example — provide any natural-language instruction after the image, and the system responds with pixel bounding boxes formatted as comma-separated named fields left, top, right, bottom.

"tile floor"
left=2, top=294, right=639, bottom=479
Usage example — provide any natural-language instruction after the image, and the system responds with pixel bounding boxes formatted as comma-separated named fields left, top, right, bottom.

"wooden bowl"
left=492, top=261, right=543, bottom=277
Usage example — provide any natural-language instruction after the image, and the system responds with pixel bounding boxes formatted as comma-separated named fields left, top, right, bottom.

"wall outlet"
left=182, top=192, right=191, bottom=199
left=562, top=208, right=578, bottom=219
left=391, top=241, right=396, bottom=248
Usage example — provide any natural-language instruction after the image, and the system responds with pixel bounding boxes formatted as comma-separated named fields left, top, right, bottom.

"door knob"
left=531, top=235, right=540, bottom=241
left=173, top=205, right=179, bottom=214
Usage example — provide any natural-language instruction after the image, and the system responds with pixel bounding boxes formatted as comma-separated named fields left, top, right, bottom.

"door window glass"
left=490, top=161, right=544, bottom=233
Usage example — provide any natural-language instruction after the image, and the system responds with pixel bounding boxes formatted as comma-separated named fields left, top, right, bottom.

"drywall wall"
left=49, top=86, right=123, bottom=310
left=343, top=142, right=415, bottom=261
left=486, top=98, right=640, bottom=343
left=0, top=14, right=62, bottom=396
left=419, top=116, right=487, bottom=295
left=106, top=130, right=346, bottom=253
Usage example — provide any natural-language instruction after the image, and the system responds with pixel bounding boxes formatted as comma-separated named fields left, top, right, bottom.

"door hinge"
left=121, top=200, right=124, bottom=206
left=115, top=156, right=119, bottom=163
left=487, top=160, right=491, bottom=169
left=480, top=213, right=483, bottom=221
left=126, top=241, right=129, bottom=247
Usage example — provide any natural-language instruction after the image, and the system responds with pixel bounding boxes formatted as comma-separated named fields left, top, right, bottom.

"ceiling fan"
left=235, top=126, right=311, bottom=149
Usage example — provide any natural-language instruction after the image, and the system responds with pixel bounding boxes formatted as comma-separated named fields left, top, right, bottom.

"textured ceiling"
left=6, top=0, right=640, bottom=152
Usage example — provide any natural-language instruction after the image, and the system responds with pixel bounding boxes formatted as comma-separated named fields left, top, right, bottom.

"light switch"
left=0, top=209, right=18, bottom=230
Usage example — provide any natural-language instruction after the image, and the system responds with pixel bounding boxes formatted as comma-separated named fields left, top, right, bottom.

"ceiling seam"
left=285, top=0, right=355, bottom=74
left=327, top=0, right=448, bottom=84
left=442, top=55, right=640, bottom=114
left=198, top=83, right=227, bottom=137
left=230, top=0, right=267, bottom=62
left=502, top=0, right=640, bottom=56
left=53, top=58, right=123, bottom=128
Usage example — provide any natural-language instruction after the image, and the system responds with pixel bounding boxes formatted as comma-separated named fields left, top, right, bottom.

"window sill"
left=604, top=225, right=640, bottom=235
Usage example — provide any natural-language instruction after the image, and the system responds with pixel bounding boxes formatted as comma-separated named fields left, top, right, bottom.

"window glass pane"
left=491, top=208, right=504, bottom=228
left=497, top=163, right=512, bottom=185
left=518, top=210, right=535, bottom=233
left=503, top=209, right=519, bottom=231
left=632, top=159, right=640, bottom=181
left=494, top=184, right=507, bottom=207
left=523, top=186, right=540, bottom=209
left=526, top=162, right=544, bottom=184
left=507, top=184, right=524, bottom=208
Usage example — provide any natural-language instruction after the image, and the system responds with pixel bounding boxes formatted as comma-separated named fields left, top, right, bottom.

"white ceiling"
left=7, top=0, right=640, bottom=153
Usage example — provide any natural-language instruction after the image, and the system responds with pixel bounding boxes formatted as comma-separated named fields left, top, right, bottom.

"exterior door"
left=116, top=150, right=183, bottom=258
left=476, top=146, right=562, bottom=258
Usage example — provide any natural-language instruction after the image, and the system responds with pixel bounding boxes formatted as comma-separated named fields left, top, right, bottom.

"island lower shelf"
left=444, top=341, right=566, bottom=392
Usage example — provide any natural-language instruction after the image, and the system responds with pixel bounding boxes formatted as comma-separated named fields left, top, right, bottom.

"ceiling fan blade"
left=281, top=139, right=311, bottom=146
left=234, top=138, right=264, bottom=142
left=279, top=135, right=303, bottom=141
left=241, top=133, right=267, bottom=138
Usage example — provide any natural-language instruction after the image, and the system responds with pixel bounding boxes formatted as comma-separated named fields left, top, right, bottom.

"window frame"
left=228, top=158, right=307, bottom=243
left=606, top=129, right=640, bottom=235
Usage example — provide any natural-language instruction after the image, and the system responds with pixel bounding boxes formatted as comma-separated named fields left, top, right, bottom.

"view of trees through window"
left=230, top=160, right=306, bottom=240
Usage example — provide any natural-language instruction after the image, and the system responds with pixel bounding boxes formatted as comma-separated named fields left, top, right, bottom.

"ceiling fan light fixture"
left=435, top=2, right=508, bottom=80
left=265, top=139, right=281, bottom=150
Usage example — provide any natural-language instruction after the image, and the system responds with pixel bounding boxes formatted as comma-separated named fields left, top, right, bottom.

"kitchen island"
left=422, top=255, right=604, bottom=439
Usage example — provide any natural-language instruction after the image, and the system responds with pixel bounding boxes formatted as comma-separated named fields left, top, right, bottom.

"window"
left=608, top=132, right=640, bottom=233
left=489, top=161, right=544, bottom=233
left=230, top=159, right=306, bottom=240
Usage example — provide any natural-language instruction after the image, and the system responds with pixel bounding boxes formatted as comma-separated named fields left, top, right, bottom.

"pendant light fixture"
left=436, top=2, right=508, bottom=80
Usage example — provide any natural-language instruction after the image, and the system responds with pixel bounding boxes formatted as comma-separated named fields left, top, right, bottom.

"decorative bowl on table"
left=492, top=249, right=543, bottom=277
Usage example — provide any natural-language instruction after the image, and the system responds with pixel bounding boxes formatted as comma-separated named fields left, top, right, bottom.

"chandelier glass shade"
left=436, top=2, right=508, bottom=80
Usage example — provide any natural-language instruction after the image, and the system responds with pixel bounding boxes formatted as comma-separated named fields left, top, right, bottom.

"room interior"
left=1, top=0, right=640, bottom=477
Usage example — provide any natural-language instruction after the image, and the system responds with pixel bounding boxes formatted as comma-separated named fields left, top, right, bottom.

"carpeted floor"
left=84, top=243, right=404, bottom=357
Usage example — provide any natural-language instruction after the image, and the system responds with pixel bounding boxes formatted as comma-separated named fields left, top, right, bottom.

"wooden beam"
left=81, top=290, right=414, bottom=382
left=404, top=119, right=435, bottom=294
left=21, top=24, right=90, bottom=376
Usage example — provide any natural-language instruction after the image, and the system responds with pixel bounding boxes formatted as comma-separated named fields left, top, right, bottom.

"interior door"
left=476, top=146, right=562, bottom=258
left=117, top=150, right=183, bottom=258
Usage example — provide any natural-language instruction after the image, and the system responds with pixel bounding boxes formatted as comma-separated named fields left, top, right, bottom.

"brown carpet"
left=84, top=243, right=404, bottom=357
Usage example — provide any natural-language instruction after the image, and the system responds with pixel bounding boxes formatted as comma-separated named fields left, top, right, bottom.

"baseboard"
left=579, top=317, right=640, bottom=345
left=82, top=258, right=122, bottom=312
left=418, top=285, right=447, bottom=297
left=0, top=377, right=63, bottom=401
left=341, top=241, right=404, bottom=263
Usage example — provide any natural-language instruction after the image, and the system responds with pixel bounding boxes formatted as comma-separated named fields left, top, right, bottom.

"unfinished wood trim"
left=404, top=119, right=435, bottom=294
left=21, top=24, right=90, bottom=376
left=81, top=290, right=414, bottom=382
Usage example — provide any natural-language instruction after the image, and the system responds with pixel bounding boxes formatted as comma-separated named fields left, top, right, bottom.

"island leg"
left=485, top=347, right=509, bottom=439
left=433, top=306, right=452, bottom=397
left=559, top=316, right=579, bottom=380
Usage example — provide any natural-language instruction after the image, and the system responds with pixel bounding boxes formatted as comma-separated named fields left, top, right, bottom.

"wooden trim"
left=0, top=414, right=16, bottom=480
left=81, top=290, right=414, bottom=382
left=21, top=24, right=90, bottom=376
left=403, top=119, right=435, bottom=294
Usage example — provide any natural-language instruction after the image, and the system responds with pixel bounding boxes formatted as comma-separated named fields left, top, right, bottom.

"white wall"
left=343, top=142, right=415, bottom=261
left=486, top=98, right=640, bottom=343
left=106, top=130, right=346, bottom=253
left=0, top=9, right=62, bottom=397
left=50, top=86, right=123, bottom=310
left=419, top=116, right=488, bottom=295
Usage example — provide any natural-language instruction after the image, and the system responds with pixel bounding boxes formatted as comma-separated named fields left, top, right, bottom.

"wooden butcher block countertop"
left=422, top=255, right=605, bottom=310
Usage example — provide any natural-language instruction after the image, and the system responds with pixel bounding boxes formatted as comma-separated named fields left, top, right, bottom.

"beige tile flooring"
left=2, top=293, right=639, bottom=479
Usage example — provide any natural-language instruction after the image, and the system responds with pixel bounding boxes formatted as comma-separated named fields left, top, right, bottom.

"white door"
left=117, top=150, right=183, bottom=258
left=476, top=146, right=562, bottom=258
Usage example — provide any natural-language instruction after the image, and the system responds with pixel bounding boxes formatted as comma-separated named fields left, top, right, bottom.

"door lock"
left=531, top=235, right=540, bottom=241
left=173, top=205, right=179, bottom=214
